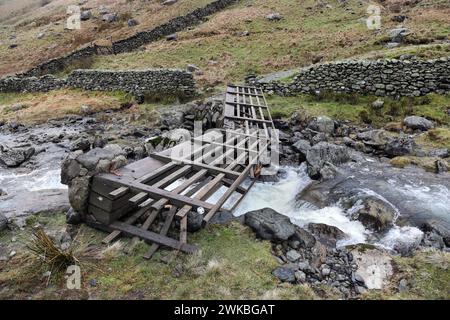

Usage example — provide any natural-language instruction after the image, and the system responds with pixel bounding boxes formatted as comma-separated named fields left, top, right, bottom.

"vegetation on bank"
left=1, top=212, right=449, bottom=300
left=267, top=92, right=450, bottom=126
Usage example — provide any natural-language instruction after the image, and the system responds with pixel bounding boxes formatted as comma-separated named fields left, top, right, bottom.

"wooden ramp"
left=85, top=85, right=278, bottom=259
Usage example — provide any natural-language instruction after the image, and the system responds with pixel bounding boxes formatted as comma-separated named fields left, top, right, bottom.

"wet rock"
left=244, top=207, right=296, bottom=241
left=0, top=188, right=6, bottom=197
left=435, top=159, right=449, bottom=173
left=70, top=138, right=90, bottom=152
left=421, top=220, right=450, bottom=247
left=356, top=129, right=390, bottom=148
left=307, top=223, right=346, bottom=247
left=385, top=136, right=416, bottom=157
left=273, top=266, right=295, bottom=283
left=0, top=145, right=35, bottom=167
left=66, top=207, right=82, bottom=225
left=354, top=197, right=396, bottom=232
left=292, top=226, right=316, bottom=249
left=186, top=64, right=200, bottom=73
left=60, top=158, right=82, bottom=184
left=403, top=116, right=434, bottom=131
left=306, top=142, right=350, bottom=179
left=0, top=212, right=7, bottom=231
left=428, top=148, right=449, bottom=158
left=291, top=139, right=311, bottom=160
left=308, top=116, right=335, bottom=134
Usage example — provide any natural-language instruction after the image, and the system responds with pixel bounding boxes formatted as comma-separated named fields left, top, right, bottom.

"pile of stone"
left=244, top=208, right=368, bottom=297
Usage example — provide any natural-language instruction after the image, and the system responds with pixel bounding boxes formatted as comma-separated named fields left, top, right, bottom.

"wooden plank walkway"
left=85, top=85, right=278, bottom=259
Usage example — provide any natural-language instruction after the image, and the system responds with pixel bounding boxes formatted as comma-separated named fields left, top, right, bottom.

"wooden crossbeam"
left=110, top=221, right=197, bottom=254
left=225, top=115, right=272, bottom=124
left=109, top=186, right=129, bottom=199
left=143, top=206, right=178, bottom=260
left=137, top=162, right=178, bottom=183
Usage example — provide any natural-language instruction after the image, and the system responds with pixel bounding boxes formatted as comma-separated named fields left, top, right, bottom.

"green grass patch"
left=266, top=93, right=450, bottom=127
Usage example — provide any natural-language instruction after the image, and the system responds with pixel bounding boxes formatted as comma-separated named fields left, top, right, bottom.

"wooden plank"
left=151, top=165, right=191, bottom=189
left=226, top=90, right=262, bottom=97
left=109, top=186, right=129, bottom=199
left=97, top=174, right=214, bottom=211
left=180, top=216, right=188, bottom=244
left=101, top=201, right=154, bottom=244
left=202, top=142, right=269, bottom=224
left=89, top=191, right=131, bottom=212
left=224, top=115, right=272, bottom=124
left=137, top=162, right=178, bottom=183
left=124, top=208, right=160, bottom=255
left=110, top=221, right=197, bottom=254
left=150, top=153, right=241, bottom=180
left=129, top=192, right=148, bottom=205
left=225, top=101, right=267, bottom=109
left=143, top=206, right=178, bottom=260
left=89, top=204, right=133, bottom=225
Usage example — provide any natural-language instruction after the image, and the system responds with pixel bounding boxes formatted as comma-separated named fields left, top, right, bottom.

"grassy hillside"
left=0, top=0, right=214, bottom=76
left=89, top=0, right=450, bottom=87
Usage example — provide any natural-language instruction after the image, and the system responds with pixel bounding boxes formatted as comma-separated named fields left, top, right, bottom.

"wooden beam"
left=225, top=115, right=272, bottom=124
left=137, top=162, right=178, bottom=183
left=129, top=192, right=148, bottom=205
left=143, top=206, right=178, bottom=260
left=110, top=221, right=197, bottom=254
left=109, top=186, right=129, bottom=199
left=98, top=174, right=214, bottom=211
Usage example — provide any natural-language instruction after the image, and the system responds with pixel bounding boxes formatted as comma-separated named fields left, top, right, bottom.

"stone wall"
left=248, top=57, right=450, bottom=97
left=18, top=0, right=237, bottom=77
left=0, top=69, right=197, bottom=98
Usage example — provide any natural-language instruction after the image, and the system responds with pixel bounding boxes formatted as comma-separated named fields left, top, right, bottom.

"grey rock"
left=291, top=227, right=316, bottom=248
left=403, top=116, right=434, bottom=131
left=428, top=148, right=449, bottom=158
left=68, top=176, right=90, bottom=213
left=244, top=207, right=296, bottom=241
left=355, top=197, right=396, bottom=232
left=286, top=249, right=301, bottom=262
left=0, top=212, right=7, bottom=231
left=166, top=33, right=177, bottom=41
left=266, top=13, right=283, bottom=21
left=385, top=136, right=416, bottom=157
left=273, top=266, right=295, bottom=283
left=295, top=270, right=307, bottom=282
left=0, top=146, right=35, bottom=167
left=80, top=10, right=92, bottom=21
left=307, top=223, right=346, bottom=247
left=398, top=278, right=409, bottom=293
left=70, top=138, right=90, bottom=152
left=187, top=210, right=203, bottom=232
left=66, top=207, right=82, bottom=225
left=291, top=139, right=311, bottom=160
left=127, top=19, right=139, bottom=27
left=371, top=99, right=384, bottom=109
left=356, top=129, right=390, bottom=148
left=162, top=0, right=178, bottom=5
left=102, top=13, right=117, bottom=23
left=306, top=142, right=350, bottom=179
left=308, top=116, right=335, bottom=134
left=388, top=27, right=409, bottom=43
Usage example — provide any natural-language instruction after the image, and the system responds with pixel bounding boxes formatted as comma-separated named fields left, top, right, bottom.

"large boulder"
left=272, top=266, right=295, bottom=283
left=306, top=142, right=350, bottom=179
left=356, top=130, right=390, bottom=148
left=244, top=207, right=296, bottom=241
left=291, top=139, right=311, bottom=161
left=385, top=136, right=416, bottom=157
left=403, top=116, right=434, bottom=131
left=307, top=223, right=346, bottom=247
left=0, top=145, right=35, bottom=167
left=308, top=116, right=335, bottom=135
left=354, top=197, right=397, bottom=232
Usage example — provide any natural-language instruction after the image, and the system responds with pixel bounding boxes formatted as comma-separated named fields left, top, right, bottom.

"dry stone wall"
left=248, top=58, right=450, bottom=97
left=0, top=69, right=196, bottom=98
left=17, top=0, right=237, bottom=77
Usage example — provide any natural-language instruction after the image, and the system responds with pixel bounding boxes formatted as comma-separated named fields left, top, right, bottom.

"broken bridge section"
left=86, top=85, right=279, bottom=259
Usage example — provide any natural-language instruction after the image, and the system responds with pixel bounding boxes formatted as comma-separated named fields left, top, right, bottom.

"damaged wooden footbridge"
left=86, top=85, right=279, bottom=259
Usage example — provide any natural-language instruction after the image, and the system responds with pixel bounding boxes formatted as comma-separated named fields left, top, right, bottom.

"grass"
left=0, top=89, right=134, bottom=124
left=266, top=92, right=450, bottom=127
left=390, top=156, right=450, bottom=172
left=415, top=127, right=450, bottom=150
left=90, top=0, right=450, bottom=88
left=0, top=216, right=318, bottom=300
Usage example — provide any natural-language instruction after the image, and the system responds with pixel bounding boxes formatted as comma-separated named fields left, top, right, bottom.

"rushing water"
left=232, top=160, right=450, bottom=251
